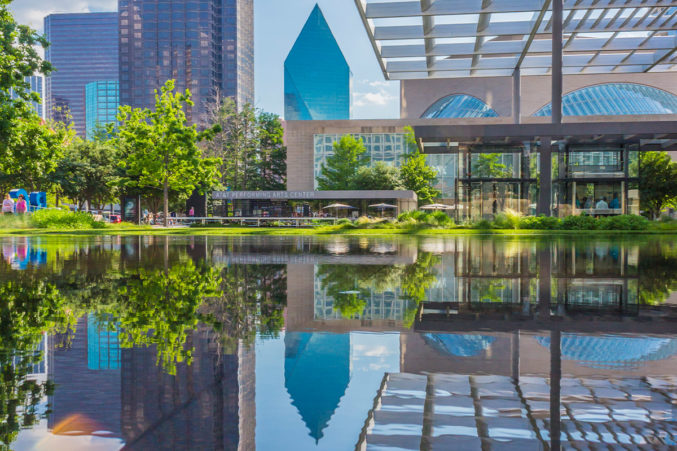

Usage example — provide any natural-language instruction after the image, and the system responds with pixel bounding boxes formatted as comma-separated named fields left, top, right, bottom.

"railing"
left=172, top=216, right=340, bottom=227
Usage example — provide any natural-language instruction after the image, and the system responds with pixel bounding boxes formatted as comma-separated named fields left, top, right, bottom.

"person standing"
left=15, top=195, right=27, bottom=215
left=2, top=194, right=14, bottom=214
left=189, top=206, right=195, bottom=217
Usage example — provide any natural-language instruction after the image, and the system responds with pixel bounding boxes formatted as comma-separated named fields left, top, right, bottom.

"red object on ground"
left=109, top=215, right=121, bottom=224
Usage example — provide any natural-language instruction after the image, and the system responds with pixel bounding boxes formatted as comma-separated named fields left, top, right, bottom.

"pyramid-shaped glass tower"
left=284, top=4, right=351, bottom=121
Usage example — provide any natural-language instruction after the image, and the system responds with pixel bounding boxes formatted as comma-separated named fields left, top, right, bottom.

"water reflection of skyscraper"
left=284, top=332, right=350, bottom=443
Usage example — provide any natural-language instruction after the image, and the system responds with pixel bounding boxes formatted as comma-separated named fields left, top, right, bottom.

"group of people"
left=2, top=194, right=28, bottom=215
left=576, top=193, right=621, bottom=210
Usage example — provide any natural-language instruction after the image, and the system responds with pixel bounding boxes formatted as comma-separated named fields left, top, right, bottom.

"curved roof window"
left=421, top=94, right=499, bottom=119
left=534, top=83, right=677, bottom=117
left=536, top=334, right=677, bottom=370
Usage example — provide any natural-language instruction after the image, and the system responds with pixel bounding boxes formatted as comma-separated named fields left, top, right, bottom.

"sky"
left=9, top=0, right=400, bottom=119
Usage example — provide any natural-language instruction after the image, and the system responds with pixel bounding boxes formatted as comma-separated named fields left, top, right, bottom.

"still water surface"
left=1, top=235, right=676, bottom=450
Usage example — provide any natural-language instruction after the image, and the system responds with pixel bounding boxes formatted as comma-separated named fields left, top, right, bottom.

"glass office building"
left=285, top=5, right=351, bottom=121
left=9, top=76, right=43, bottom=118
left=314, top=133, right=456, bottom=198
left=44, top=13, right=118, bottom=137
left=85, top=81, right=120, bottom=140
left=119, top=0, right=254, bottom=125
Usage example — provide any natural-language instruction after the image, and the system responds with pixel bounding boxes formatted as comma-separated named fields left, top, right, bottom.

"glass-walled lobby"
left=553, top=145, right=639, bottom=217
left=455, top=145, right=539, bottom=221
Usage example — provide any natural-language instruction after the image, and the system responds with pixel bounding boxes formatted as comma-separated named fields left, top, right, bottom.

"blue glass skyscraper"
left=44, top=13, right=119, bottom=137
left=119, top=0, right=254, bottom=125
left=284, top=5, right=351, bottom=121
left=85, top=81, right=120, bottom=140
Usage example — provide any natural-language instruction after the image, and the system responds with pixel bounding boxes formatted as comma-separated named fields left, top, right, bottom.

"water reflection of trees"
left=317, top=252, right=440, bottom=325
left=0, top=240, right=290, bottom=448
left=0, top=272, right=76, bottom=448
left=637, top=239, right=677, bottom=305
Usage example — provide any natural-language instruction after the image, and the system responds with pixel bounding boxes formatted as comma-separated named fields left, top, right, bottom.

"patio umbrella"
left=420, top=203, right=454, bottom=210
left=322, top=203, right=356, bottom=217
left=368, top=203, right=398, bottom=217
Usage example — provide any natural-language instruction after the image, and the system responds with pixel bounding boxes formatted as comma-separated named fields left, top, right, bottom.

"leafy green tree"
left=203, top=97, right=259, bottom=191
left=256, top=112, right=287, bottom=190
left=0, top=0, right=52, bottom=150
left=317, top=135, right=369, bottom=190
left=115, top=80, right=220, bottom=225
left=353, top=162, right=404, bottom=191
left=472, top=153, right=511, bottom=178
left=0, top=115, right=73, bottom=194
left=400, top=126, right=440, bottom=204
left=203, top=99, right=287, bottom=192
left=51, top=138, right=119, bottom=209
left=638, top=151, right=677, bottom=219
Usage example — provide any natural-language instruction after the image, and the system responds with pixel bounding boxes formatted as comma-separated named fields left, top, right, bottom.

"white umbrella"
left=322, top=203, right=356, bottom=218
left=420, top=203, right=454, bottom=210
left=368, top=203, right=398, bottom=217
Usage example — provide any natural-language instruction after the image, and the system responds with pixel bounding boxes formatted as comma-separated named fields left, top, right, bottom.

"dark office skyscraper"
left=119, top=0, right=254, bottom=125
left=44, top=13, right=119, bottom=137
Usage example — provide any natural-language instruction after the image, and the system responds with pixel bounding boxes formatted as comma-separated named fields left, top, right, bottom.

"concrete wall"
left=400, top=72, right=677, bottom=119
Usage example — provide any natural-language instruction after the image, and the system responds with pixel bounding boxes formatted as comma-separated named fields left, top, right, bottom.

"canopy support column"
left=512, top=68, right=521, bottom=124
left=538, top=138, right=552, bottom=216
left=552, top=0, right=563, bottom=124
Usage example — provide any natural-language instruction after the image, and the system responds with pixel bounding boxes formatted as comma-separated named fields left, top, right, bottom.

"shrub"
left=493, top=209, right=522, bottom=229
left=336, top=218, right=353, bottom=225
left=474, top=219, right=493, bottom=229
left=560, top=214, right=598, bottom=230
left=430, top=211, right=454, bottom=228
left=518, top=215, right=561, bottom=230
left=30, top=209, right=106, bottom=229
left=597, top=214, right=649, bottom=231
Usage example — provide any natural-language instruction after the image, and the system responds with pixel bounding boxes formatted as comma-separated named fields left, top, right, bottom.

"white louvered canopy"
left=354, top=0, right=677, bottom=79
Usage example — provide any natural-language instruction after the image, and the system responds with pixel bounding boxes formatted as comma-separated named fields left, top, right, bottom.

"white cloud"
left=353, top=88, right=396, bottom=107
left=9, top=0, right=116, bottom=31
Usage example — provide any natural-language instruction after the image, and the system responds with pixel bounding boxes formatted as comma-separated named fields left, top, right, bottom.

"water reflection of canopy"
left=284, top=332, right=350, bottom=443
left=536, top=334, right=677, bottom=369
left=423, top=333, right=496, bottom=357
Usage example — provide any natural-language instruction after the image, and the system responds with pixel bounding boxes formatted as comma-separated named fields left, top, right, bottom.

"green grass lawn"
left=1, top=224, right=676, bottom=236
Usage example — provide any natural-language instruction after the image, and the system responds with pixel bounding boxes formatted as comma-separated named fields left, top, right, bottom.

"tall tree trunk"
left=163, top=175, right=169, bottom=227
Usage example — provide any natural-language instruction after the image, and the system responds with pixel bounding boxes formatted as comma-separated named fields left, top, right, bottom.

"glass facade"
left=313, top=133, right=456, bottom=198
left=9, top=76, right=43, bottom=118
left=44, top=13, right=119, bottom=137
left=285, top=5, right=351, bottom=120
left=421, top=94, right=499, bottom=119
left=553, top=145, right=640, bottom=218
left=85, top=81, right=120, bottom=140
left=535, top=83, right=677, bottom=116
left=119, top=0, right=254, bottom=125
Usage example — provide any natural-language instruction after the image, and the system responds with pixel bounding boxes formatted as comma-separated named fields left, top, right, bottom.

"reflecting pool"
left=1, top=235, right=676, bottom=450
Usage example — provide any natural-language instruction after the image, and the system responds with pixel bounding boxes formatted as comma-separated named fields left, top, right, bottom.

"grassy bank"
left=1, top=224, right=677, bottom=237
left=0, top=210, right=676, bottom=236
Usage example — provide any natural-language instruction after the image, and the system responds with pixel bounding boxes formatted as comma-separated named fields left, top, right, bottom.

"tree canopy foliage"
left=114, top=80, right=220, bottom=225
left=203, top=97, right=287, bottom=191
left=317, top=135, right=370, bottom=190
left=399, top=127, right=440, bottom=204
left=638, top=151, right=677, bottom=219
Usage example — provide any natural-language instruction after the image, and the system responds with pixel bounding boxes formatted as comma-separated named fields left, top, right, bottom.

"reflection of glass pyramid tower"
left=284, top=4, right=351, bottom=120
left=284, top=332, right=350, bottom=443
